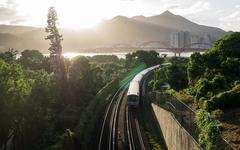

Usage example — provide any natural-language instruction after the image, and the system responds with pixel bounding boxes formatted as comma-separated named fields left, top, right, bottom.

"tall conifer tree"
left=45, top=7, right=68, bottom=104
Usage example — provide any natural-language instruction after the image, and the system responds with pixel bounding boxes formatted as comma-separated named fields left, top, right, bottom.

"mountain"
left=0, top=24, right=37, bottom=34
left=95, top=16, right=174, bottom=46
left=0, top=11, right=226, bottom=52
left=132, top=10, right=225, bottom=39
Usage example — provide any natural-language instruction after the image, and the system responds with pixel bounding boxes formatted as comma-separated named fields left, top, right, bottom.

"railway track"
left=127, top=108, right=146, bottom=150
left=98, top=85, right=127, bottom=150
left=98, top=84, right=146, bottom=150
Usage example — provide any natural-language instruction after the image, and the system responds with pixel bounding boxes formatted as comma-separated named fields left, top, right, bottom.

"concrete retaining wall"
left=152, top=104, right=201, bottom=150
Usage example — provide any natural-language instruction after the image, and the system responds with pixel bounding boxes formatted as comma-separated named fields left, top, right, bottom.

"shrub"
left=207, top=84, right=240, bottom=111
left=195, top=109, right=223, bottom=150
left=211, top=109, right=224, bottom=119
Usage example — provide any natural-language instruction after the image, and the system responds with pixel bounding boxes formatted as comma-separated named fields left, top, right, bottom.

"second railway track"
left=127, top=108, right=146, bottom=150
left=98, top=85, right=127, bottom=150
left=98, top=84, right=146, bottom=150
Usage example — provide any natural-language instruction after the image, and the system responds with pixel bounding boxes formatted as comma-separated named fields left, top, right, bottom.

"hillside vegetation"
left=151, top=32, right=240, bottom=150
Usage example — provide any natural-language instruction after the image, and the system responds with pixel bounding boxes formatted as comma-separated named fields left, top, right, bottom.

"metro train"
left=127, top=65, right=160, bottom=107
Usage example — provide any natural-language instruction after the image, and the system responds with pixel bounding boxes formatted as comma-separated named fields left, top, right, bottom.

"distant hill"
left=0, top=24, right=37, bottom=34
left=0, top=11, right=226, bottom=52
left=132, top=11, right=225, bottom=40
left=95, top=16, right=174, bottom=47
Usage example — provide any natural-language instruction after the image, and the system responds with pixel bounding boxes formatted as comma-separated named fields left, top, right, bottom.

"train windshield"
left=128, top=95, right=138, bottom=102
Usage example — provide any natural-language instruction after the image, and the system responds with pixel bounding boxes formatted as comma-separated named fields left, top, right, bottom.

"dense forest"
left=0, top=41, right=163, bottom=150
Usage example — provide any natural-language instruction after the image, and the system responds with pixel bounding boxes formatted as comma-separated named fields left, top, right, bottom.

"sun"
left=16, top=0, right=104, bottom=29
left=55, top=1, right=103, bottom=29
left=13, top=0, right=143, bottom=29
left=58, top=11, right=101, bottom=29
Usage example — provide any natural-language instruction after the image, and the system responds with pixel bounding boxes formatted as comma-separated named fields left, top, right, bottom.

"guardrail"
left=154, top=92, right=237, bottom=150
left=154, top=92, right=197, bottom=139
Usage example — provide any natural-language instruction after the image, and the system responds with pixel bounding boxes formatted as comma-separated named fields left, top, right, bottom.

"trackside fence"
left=154, top=92, right=236, bottom=150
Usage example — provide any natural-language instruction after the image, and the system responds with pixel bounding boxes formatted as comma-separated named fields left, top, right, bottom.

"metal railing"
left=154, top=92, right=237, bottom=150
left=154, top=92, right=198, bottom=140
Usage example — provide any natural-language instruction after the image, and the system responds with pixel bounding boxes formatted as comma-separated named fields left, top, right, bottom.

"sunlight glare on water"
left=62, top=52, right=128, bottom=59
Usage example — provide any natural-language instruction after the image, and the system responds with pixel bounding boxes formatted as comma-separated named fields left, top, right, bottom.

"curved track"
left=98, top=86, right=147, bottom=150
left=127, top=109, right=146, bottom=150
left=98, top=84, right=128, bottom=150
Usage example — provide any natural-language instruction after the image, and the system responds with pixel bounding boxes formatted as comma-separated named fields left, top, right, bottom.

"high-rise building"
left=170, top=32, right=179, bottom=48
left=183, top=31, right=191, bottom=47
left=190, top=35, right=200, bottom=48
left=170, top=31, right=191, bottom=48
left=170, top=31, right=213, bottom=48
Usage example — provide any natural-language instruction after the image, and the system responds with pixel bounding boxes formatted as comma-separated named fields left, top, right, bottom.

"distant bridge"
left=139, top=41, right=168, bottom=48
left=168, top=42, right=212, bottom=56
left=78, top=42, right=213, bottom=56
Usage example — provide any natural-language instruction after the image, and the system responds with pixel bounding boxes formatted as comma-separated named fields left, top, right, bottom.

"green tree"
left=221, top=57, right=240, bottom=82
left=15, top=70, right=56, bottom=150
left=18, top=50, right=50, bottom=71
left=205, top=84, right=240, bottom=111
left=69, top=56, right=95, bottom=106
left=125, top=50, right=163, bottom=68
left=0, top=59, right=31, bottom=149
left=195, top=109, right=223, bottom=150
left=165, top=61, right=188, bottom=90
left=208, top=32, right=240, bottom=58
left=135, top=50, right=162, bottom=67
left=155, top=57, right=188, bottom=91
left=45, top=7, right=68, bottom=104
left=187, top=52, right=205, bottom=84
left=0, top=48, right=18, bottom=63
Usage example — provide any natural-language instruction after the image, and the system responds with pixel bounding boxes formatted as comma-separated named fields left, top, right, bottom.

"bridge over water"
left=78, top=42, right=212, bottom=56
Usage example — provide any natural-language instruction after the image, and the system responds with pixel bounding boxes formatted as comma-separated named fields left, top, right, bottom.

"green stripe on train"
left=120, top=63, right=147, bottom=88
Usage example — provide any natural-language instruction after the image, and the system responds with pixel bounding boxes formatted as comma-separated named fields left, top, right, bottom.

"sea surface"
left=17, top=51, right=203, bottom=59
left=61, top=51, right=202, bottom=59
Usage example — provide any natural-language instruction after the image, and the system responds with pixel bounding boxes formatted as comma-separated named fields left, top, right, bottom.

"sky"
left=0, top=0, right=239, bottom=31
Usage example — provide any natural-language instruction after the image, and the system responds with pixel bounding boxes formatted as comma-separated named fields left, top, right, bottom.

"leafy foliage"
left=18, top=49, right=50, bottom=71
left=148, top=80, right=165, bottom=91
left=186, top=32, right=240, bottom=110
left=0, top=59, right=56, bottom=149
left=195, top=109, right=223, bottom=150
left=166, top=89, right=195, bottom=104
left=204, top=84, right=240, bottom=111
left=125, top=50, right=163, bottom=68
left=0, top=48, right=18, bottom=63
left=0, top=59, right=31, bottom=147
left=154, top=57, right=188, bottom=91
left=69, top=56, right=103, bottom=106
left=187, top=52, right=205, bottom=84
left=45, top=7, right=63, bottom=57
left=194, top=74, right=228, bottom=101
left=182, top=33, right=240, bottom=149
left=17, top=70, right=56, bottom=150
left=208, top=32, right=240, bottom=58
left=45, top=7, right=68, bottom=105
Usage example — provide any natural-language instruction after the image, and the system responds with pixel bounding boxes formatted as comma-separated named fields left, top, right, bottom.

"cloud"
left=174, top=1, right=210, bottom=15
left=9, top=18, right=25, bottom=24
left=0, top=0, right=25, bottom=24
left=164, top=3, right=180, bottom=10
left=235, top=5, right=240, bottom=9
left=191, top=1, right=210, bottom=12
left=0, top=7, right=15, bottom=16
left=220, top=11, right=240, bottom=31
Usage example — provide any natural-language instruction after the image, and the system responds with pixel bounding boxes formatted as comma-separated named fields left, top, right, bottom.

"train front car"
left=127, top=65, right=160, bottom=108
left=127, top=81, right=140, bottom=108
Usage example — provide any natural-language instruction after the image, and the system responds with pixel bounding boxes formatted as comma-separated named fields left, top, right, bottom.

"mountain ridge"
left=0, top=11, right=226, bottom=52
